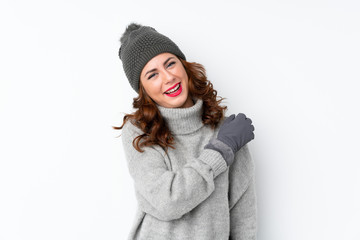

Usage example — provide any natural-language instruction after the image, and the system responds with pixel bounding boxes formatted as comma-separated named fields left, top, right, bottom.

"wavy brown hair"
left=112, top=58, right=228, bottom=153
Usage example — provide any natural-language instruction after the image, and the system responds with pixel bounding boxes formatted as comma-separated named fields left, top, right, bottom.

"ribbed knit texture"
left=205, top=137, right=236, bottom=166
left=156, top=98, right=203, bottom=135
left=121, top=98, right=257, bottom=240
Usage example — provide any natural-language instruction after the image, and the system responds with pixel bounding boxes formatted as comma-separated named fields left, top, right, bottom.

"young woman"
left=114, top=23, right=256, bottom=240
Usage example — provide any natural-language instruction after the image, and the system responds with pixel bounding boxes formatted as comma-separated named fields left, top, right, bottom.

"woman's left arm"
left=228, top=144, right=257, bottom=240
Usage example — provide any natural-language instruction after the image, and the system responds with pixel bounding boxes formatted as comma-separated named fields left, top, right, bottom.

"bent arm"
left=121, top=121, right=228, bottom=221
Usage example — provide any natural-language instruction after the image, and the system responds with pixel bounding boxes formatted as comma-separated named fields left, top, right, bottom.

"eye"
left=148, top=73, right=157, bottom=80
left=167, top=61, right=176, bottom=68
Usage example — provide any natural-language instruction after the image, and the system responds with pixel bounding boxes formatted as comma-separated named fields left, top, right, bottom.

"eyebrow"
left=144, top=57, right=175, bottom=77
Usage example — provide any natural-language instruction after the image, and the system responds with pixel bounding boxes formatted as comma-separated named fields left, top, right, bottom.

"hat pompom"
left=120, top=23, right=143, bottom=44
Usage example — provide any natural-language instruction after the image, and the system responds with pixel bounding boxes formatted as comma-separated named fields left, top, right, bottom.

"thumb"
left=223, top=114, right=235, bottom=125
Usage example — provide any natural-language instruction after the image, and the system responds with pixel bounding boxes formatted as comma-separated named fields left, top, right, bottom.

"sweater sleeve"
left=228, top=144, right=257, bottom=240
left=121, top=121, right=228, bottom=221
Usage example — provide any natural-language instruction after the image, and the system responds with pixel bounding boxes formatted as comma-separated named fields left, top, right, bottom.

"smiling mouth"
left=164, top=83, right=180, bottom=94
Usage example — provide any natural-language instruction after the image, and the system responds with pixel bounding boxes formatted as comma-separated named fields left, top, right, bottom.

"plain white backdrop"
left=1, top=0, right=359, bottom=239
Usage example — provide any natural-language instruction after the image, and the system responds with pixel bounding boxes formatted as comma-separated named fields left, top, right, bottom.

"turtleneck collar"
left=156, top=98, right=204, bottom=135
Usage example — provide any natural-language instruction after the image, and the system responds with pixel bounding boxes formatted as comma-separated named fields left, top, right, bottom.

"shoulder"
left=228, top=144, right=255, bottom=187
left=234, top=144, right=255, bottom=178
left=120, top=119, right=145, bottom=147
left=121, top=119, right=144, bottom=138
left=239, top=144, right=255, bottom=173
left=228, top=144, right=255, bottom=200
left=121, top=119, right=166, bottom=155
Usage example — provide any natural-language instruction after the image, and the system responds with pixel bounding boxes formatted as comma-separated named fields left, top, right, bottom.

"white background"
left=1, top=0, right=359, bottom=239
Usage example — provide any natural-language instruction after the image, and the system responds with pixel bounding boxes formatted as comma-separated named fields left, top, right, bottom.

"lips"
left=165, top=83, right=182, bottom=97
left=164, top=83, right=180, bottom=93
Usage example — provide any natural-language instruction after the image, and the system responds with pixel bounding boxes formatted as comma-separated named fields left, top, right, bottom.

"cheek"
left=154, top=80, right=163, bottom=92
left=183, top=72, right=189, bottom=85
left=144, top=80, right=163, bottom=95
left=177, top=68, right=188, bottom=81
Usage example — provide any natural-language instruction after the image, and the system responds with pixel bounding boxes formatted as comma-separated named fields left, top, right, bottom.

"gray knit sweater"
left=121, top=98, right=257, bottom=240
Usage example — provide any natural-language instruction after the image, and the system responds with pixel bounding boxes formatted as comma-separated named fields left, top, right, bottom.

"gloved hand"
left=204, top=113, right=255, bottom=166
left=218, top=113, right=255, bottom=153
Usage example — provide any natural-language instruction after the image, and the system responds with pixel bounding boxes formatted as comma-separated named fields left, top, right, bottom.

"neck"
left=157, top=98, right=204, bottom=135
left=181, top=96, right=195, bottom=108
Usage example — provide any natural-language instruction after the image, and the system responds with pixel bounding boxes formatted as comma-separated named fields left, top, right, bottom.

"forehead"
left=144, top=52, right=176, bottom=68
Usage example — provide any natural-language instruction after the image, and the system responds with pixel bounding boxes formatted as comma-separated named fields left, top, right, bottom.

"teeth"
left=165, top=83, right=180, bottom=94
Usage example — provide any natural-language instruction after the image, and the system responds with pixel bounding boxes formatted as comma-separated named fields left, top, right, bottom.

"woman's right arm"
left=121, top=121, right=228, bottom=221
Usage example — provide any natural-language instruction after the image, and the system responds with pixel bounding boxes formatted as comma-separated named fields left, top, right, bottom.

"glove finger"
left=246, top=117, right=253, bottom=124
left=236, top=113, right=246, bottom=120
left=223, top=114, right=235, bottom=125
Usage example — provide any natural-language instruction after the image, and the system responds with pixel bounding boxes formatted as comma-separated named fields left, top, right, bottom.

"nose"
left=162, top=69, right=175, bottom=84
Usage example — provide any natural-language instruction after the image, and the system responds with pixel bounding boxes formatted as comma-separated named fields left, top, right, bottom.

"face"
left=140, top=52, right=194, bottom=108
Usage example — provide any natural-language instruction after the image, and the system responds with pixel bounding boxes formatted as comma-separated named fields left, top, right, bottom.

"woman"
left=114, top=23, right=256, bottom=240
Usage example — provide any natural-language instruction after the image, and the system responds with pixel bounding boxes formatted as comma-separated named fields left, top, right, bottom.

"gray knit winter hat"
left=118, top=23, right=186, bottom=93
